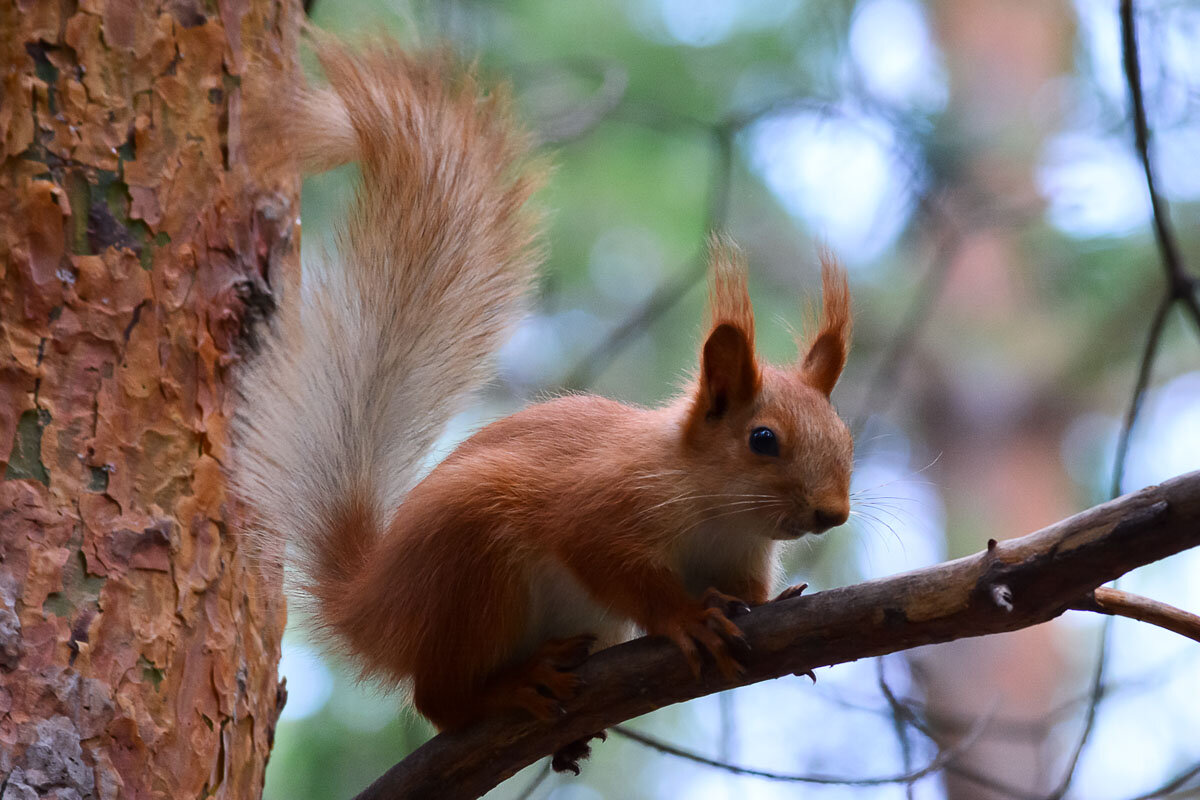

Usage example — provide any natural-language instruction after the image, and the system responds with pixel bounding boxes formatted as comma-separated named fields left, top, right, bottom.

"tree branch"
left=1074, top=587, right=1200, bottom=645
left=350, top=470, right=1200, bottom=800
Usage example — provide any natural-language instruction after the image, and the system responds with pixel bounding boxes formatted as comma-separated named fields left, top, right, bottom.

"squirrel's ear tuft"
left=799, top=249, right=852, bottom=397
left=705, top=236, right=755, bottom=342
left=691, top=237, right=760, bottom=422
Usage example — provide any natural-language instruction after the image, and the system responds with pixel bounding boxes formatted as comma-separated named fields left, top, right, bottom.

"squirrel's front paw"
left=662, top=606, right=747, bottom=681
left=702, top=586, right=752, bottom=618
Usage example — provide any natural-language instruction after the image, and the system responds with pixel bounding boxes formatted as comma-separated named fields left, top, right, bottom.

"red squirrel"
left=235, top=39, right=853, bottom=746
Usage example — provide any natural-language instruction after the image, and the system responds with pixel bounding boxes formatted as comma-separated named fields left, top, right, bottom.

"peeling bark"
left=1, top=1, right=299, bottom=798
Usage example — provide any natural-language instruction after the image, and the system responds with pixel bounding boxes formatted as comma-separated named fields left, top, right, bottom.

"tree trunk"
left=1, top=1, right=298, bottom=798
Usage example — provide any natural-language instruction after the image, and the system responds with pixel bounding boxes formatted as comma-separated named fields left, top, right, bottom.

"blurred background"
left=264, top=0, right=1200, bottom=798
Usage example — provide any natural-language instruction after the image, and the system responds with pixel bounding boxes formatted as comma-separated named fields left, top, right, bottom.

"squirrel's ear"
left=697, top=323, right=760, bottom=419
left=799, top=250, right=852, bottom=397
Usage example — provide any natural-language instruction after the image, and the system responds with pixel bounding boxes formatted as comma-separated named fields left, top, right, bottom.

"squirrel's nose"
left=812, top=506, right=849, bottom=533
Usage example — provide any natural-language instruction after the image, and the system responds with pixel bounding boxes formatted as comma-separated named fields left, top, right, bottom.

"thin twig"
left=877, top=658, right=917, bottom=800
left=1111, top=294, right=1173, bottom=498
left=853, top=222, right=960, bottom=432
left=1119, top=0, right=1200, bottom=332
left=530, top=61, right=629, bottom=146
left=795, top=664, right=1045, bottom=800
left=1113, top=0, right=1200, bottom=501
left=1074, top=587, right=1200, bottom=645
left=610, top=703, right=992, bottom=788
left=562, top=126, right=734, bottom=389
left=1047, top=611, right=1112, bottom=800
left=838, top=649, right=1196, bottom=744
left=870, top=669, right=1044, bottom=800
left=835, top=647, right=1200, bottom=748
left=513, top=759, right=552, bottom=800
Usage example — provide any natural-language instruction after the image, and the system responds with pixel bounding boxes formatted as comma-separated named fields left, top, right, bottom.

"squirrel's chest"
left=674, top=515, right=779, bottom=596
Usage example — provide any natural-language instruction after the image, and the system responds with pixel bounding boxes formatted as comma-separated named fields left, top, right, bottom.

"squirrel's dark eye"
left=749, top=426, right=780, bottom=457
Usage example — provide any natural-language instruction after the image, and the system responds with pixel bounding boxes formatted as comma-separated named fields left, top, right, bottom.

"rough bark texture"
left=357, top=470, right=1200, bottom=800
left=1, top=1, right=299, bottom=798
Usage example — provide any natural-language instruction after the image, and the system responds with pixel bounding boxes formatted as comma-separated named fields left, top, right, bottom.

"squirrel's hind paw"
left=495, top=634, right=597, bottom=721
left=551, top=730, right=608, bottom=775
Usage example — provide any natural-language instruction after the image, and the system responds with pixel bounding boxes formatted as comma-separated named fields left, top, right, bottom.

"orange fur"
left=234, top=40, right=855, bottom=733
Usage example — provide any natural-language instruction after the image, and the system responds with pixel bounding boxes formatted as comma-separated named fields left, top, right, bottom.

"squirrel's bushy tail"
left=233, top=40, right=544, bottom=638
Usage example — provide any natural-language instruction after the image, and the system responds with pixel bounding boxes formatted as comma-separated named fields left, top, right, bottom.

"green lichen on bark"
left=4, top=409, right=51, bottom=485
